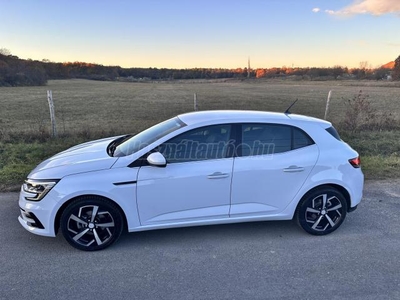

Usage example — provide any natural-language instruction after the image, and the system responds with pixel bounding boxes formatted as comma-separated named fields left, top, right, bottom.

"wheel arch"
left=54, top=194, right=128, bottom=235
left=295, top=183, right=351, bottom=215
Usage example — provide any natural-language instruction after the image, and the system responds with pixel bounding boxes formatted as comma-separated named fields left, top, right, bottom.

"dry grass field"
left=0, top=78, right=400, bottom=190
left=0, top=78, right=399, bottom=136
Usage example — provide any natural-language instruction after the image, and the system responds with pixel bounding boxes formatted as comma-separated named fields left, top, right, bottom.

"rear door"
left=230, top=123, right=319, bottom=216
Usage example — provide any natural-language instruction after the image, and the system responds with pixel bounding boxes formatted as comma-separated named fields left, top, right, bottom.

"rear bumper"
left=348, top=204, right=358, bottom=213
left=349, top=168, right=364, bottom=209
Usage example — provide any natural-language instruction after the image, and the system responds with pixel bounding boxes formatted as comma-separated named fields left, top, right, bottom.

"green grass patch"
left=361, top=155, right=400, bottom=179
left=341, top=131, right=400, bottom=156
left=341, top=131, right=400, bottom=179
left=0, top=139, right=87, bottom=191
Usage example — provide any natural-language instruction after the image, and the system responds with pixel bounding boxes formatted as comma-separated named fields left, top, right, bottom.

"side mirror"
left=147, top=152, right=167, bottom=167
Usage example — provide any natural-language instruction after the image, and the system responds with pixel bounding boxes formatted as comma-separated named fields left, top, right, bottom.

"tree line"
left=0, top=52, right=47, bottom=86
left=1, top=49, right=399, bottom=87
left=255, top=65, right=394, bottom=80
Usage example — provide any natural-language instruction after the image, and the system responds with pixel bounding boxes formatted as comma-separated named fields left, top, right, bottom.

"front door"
left=136, top=124, right=234, bottom=225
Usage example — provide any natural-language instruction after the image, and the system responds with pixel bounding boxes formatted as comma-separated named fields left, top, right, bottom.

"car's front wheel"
left=296, top=187, right=348, bottom=235
left=60, top=197, right=124, bottom=251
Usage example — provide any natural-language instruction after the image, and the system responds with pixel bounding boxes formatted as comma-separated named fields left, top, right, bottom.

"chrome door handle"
left=283, top=165, right=305, bottom=173
left=208, top=172, right=229, bottom=179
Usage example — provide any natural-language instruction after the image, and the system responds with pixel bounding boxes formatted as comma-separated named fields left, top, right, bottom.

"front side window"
left=240, top=123, right=314, bottom=157
left=114, top=117, right=186, bottom=157
left=158, top=124, right=232, bottom=163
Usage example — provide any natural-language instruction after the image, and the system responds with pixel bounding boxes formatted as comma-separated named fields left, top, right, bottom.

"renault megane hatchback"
left=19, top=110, right=363, bottom=251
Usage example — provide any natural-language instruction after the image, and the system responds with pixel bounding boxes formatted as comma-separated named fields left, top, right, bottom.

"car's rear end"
left=313, top=122, right=364, bottom=211
left=285, top=115, right=363, bottom=235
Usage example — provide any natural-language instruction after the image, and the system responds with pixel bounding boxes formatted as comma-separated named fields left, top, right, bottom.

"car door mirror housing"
left=147, top=152, right=167, bottom=167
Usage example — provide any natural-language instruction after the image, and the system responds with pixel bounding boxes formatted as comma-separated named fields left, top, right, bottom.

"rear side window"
left=293, top=127, right=314, bottom=149
left=325, top=126, right=341, bottom=141
left=241, top=124, right=314, bottom=156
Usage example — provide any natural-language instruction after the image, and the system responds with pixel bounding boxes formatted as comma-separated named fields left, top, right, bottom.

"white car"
left=19, top=110, right=363, bottom=251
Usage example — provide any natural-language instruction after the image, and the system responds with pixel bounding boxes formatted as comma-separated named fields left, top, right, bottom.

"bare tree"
left=359, top=61, right=368, bottom=70
left=0, top=48, right=11, bottom=56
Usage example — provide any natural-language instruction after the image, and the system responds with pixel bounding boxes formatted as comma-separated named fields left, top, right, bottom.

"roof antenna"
left=284, top=99, right=298, bottom=114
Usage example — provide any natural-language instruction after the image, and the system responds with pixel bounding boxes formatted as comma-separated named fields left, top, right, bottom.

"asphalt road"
left=1, top=180, right=400, bottom=300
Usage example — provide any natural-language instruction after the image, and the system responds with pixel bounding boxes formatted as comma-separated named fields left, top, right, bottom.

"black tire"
left=60, top=196, right=124, bottom=251
left=296, top=187, right=348, bottom=235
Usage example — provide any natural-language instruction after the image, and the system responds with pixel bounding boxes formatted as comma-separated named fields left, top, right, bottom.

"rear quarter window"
left=325, top=126, right=341, bottom=141
left=293, top=128, right=314, bottom=149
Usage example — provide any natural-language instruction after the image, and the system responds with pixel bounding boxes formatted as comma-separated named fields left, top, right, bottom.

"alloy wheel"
left=304, top=194, right=344, bottom=232
left=296, top=187, right=347, bottom=235
left=61, top=198, right=123, bottom=251
left=66, top=205, right=115, bottom=247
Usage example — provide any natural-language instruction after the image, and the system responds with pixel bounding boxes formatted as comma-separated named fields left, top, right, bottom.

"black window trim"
left=128, top=122, right=315, bottom=166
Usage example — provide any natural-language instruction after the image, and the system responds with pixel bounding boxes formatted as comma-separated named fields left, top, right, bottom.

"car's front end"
left=18, top=136, right=122, bottom=237
left=19, top=180, right=61, bottom=236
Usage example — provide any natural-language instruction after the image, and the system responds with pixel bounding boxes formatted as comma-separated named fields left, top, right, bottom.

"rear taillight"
left=349, top=156, right=361, bottom=168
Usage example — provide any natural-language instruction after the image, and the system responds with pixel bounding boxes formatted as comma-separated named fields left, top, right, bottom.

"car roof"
left=177, top=110, right=331, bottom=127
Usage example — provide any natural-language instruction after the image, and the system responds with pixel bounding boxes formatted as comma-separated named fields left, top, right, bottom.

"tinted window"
left=293, top=127, right=314, bottom=149
left=325, top=126, right=341, bottom=141
left=158, top=124, right=232, bottom=163
left=242, top=124, right=291, bottom=156
left=241, top=124, right=314, bottom=156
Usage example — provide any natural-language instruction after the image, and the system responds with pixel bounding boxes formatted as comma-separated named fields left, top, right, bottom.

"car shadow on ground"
left=20, top=219, right=302, bottom=253
left=114, top=220, right=302, bottom=249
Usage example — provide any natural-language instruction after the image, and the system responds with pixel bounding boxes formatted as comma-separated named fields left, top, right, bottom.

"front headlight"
left=23, top=179, right=58, bottom=201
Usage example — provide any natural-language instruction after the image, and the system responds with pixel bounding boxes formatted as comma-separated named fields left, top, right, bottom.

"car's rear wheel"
left=296, top=187, right=347, bottom=235
left=60, top=197, right=124, bottom=251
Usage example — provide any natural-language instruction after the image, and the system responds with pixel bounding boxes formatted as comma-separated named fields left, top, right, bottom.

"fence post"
left=194, top=93, right=198, bottom=111
left=324, top=90, right=332, bottom=120
left=47, top=90, right=57, bottom=137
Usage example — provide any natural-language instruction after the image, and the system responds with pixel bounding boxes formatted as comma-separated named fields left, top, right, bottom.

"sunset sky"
left=1, top=0, right=399, bottom=69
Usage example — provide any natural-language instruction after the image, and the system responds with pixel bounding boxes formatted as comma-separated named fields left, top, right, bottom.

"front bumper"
left=19, top=208, right=44, bottom=229
left=18, top=186, right=58, bottom=237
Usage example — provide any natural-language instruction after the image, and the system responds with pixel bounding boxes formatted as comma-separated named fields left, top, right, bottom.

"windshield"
left=113, top=117, right=186, bottom=157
